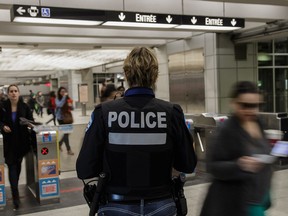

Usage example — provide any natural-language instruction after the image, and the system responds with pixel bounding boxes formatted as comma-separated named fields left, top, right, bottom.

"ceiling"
left=0, top=0, right=288, bottom=86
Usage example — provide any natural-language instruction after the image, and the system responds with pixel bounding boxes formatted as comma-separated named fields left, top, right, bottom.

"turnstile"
left=26, top=127, right=60, bottom=205
left=0, top=134, right=6, bottom=209
left=185, top=113, right=228, bottom=173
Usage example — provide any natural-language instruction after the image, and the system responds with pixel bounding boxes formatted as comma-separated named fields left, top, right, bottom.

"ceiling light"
left=103, top=21, right=177, bottom=28
left=175, top=25, right=242, bottom=31
left=13, top=17, right=102, bottom=26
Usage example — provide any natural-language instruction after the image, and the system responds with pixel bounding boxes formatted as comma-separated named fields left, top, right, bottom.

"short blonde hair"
left=123, top=47, right=158, bottom=89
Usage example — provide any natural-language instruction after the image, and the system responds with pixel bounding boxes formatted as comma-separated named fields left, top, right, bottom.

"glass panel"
left=258, top=69, right=273, bottom=112
left=275, top=55, right=288, bottom=66
left=258, top=41, right=273, bottom=53
left=275, top=38, right=288, bottom=53
left=275, top=68, right=288, bottom=112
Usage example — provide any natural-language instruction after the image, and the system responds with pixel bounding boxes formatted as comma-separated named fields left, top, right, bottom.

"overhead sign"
left=181, top=15, right=244, bottom=28
left=12, top=4, right=245, bottom=30
left=13, top=5, right=105, bottom=21
left=106, top=11, right=181, bottom=25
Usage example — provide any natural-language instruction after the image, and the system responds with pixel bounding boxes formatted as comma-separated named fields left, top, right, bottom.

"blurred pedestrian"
left=45, top=91, right=56, bottom=126
left=200, top=81, right=273, bottom=216
left=0, top=84, right=36, bottom=210
left=56, top=87, right=74, bottom=155
left=100, top=83, right=117, bottom=102
left=36, top=91, right=45, bottom=117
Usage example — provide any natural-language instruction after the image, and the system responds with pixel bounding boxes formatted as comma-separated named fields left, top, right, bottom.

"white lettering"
left=108, top=111, right=167, bottom=128
left=146, top=112, right=157, bottom=128
left=141, top=112, right=145, bottom=128
left=205, top=17, right=223, bottom=26
left=118, top=112, right=129, bottom=128
left=131, top=112, right=140, bottom=128
left=158, top=112, right=167, bottom=128
left=108, top=112, right=117, bottom=127
left=136, top=13, right=157, bottom=23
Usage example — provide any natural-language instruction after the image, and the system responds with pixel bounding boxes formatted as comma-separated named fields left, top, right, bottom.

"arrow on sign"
left=118, top=12, right=126, bottom=21
left=17, top=7, right=26, bottom=15
left=191, top=17, right=197, bottom=24
left=166, top=15, right=173, bottom=23
left=231, top=19, right=237, bottom=26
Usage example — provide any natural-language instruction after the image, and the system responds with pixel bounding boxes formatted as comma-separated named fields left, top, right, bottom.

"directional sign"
left=181, top=15, right=245, bottom=28
left=106, top=11, right=181, bottom=25
left=12, top=4, right=245, bottom=30
left=13, top=5, right=105, bottom=21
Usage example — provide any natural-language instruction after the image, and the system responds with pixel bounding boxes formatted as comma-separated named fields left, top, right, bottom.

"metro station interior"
left=0, top=0, right=288, bottom=215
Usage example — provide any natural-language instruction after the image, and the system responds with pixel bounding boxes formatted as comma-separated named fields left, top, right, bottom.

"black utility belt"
left=107, top=193, right=172, bottom=204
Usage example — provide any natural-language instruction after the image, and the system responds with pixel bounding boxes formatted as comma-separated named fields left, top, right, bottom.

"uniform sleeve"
left=172, top=104, right=197, bottom=173
left=76, top=105, right=106, bottom=179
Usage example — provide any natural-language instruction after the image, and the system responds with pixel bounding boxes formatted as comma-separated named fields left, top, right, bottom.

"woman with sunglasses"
left=200, top=81, right=273, bottom=216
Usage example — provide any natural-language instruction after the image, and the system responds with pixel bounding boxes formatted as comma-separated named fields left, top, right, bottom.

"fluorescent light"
left=13, top=17, right=102, bottom=26
left=176, top=25, right=241, bottom=31
left=103, top=21, right=177, bottom=28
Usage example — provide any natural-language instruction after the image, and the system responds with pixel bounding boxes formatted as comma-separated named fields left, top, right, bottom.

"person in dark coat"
left=0, top=84, right=35, bottom=210
left=200, top=81, right=273, bottom=216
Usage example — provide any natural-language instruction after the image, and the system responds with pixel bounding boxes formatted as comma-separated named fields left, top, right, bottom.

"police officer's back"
left=76, top=47, right=197, bottom=216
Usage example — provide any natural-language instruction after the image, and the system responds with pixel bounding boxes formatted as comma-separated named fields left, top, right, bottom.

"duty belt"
left=107, top=193, right=172, bottom=204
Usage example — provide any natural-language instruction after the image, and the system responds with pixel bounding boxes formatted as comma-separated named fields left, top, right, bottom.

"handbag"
left=47, top=108, right=52, bottom=115
left=62, top=111, right=74, bottom=124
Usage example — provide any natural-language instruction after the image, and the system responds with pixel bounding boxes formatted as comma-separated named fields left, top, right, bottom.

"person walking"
left=56, top=87, right=74, bottom=155
left=76, top=47, right=197, bottom=216
left=200, top=81, right=273, bottom=216
left=45, top=91, right=57, bottom=126
left=0, top=84, right=36, bottom=210
left=36, top=91, right=45, bottom=117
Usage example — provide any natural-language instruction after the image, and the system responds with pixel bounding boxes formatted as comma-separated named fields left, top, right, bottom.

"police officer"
left=76, top=47, right=197, bottom=216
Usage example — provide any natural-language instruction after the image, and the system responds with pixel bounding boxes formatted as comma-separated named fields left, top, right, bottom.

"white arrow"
left=191, top=17, right=197, bottom=24
left=118, top=12, right=126, bottom=21
left=166, top=15, right=173, bottom=23
left=17, top=7, right=26, bottom=15
left=231, top=19, right=237, bottom=26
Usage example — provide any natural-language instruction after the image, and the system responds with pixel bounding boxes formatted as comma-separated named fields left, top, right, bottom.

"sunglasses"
left=237, top=102, right=262, bottom=109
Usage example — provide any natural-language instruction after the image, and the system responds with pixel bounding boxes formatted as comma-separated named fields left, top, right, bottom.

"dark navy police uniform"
left=76, top=87, right=197, bottom=216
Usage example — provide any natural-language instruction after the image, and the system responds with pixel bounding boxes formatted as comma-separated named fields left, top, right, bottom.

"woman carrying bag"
left=56, top=87, right=74, bottom=155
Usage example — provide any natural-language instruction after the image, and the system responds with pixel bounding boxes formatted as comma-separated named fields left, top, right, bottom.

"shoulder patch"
left=85, top=112, right=94, bottom=132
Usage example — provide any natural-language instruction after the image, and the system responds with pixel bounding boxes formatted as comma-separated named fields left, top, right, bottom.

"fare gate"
left=26, top=128, right=60, bottom=205
left=0, top=134, right=6, bottom=209
left=185, top=113, right=228, bottom=173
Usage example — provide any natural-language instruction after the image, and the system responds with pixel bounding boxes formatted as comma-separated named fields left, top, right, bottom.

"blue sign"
left=41, top=8, right=51, bottom=17
left=39, top=177, right=59, bottom=198
left=42, top=133, right=52, bottom=143
left=0, top=185, right=6, bottom=206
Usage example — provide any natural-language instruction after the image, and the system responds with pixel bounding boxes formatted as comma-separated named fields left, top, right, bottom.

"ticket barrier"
left=0, top=134, right=6, bottom=209
left=185, top=113, right=228, bottom=173
left=25, top=127, right=60, bottom=205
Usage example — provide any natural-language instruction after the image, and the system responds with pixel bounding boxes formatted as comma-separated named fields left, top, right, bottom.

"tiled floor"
left=2, top=108, right=288, bottom=215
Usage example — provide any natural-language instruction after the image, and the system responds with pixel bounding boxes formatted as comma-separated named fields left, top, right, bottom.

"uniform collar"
left=124, top=87, right=155, bottom=97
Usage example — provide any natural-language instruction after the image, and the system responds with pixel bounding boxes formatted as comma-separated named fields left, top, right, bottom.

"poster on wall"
left=78, top=83, right=88, bottom=103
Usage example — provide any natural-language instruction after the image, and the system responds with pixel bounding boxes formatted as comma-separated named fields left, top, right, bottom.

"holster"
left=172, top=173, right=188, bottom=216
